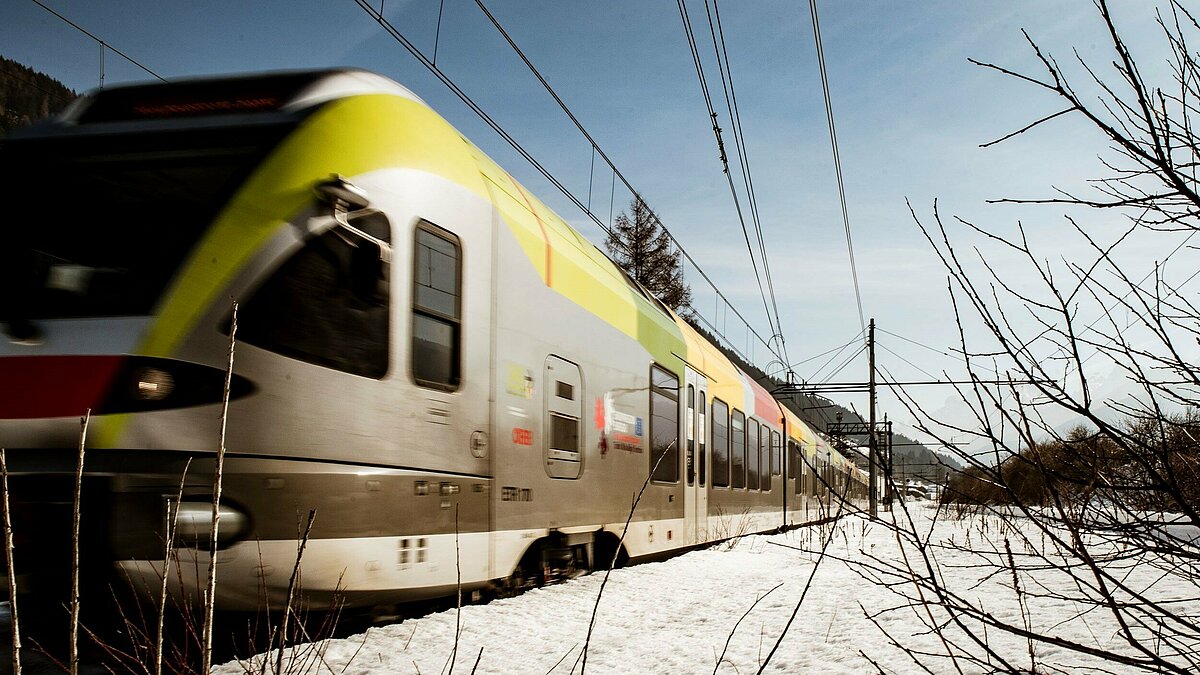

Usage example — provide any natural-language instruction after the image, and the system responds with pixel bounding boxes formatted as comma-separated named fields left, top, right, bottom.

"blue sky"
left=2, top=1, right=1186, bottom=448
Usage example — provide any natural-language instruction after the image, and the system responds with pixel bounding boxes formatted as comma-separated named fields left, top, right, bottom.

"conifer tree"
left=604, top=197, right=692, bottom=311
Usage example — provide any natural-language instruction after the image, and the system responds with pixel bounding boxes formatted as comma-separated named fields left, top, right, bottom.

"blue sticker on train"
left=635, top=418, right=643, bottom=436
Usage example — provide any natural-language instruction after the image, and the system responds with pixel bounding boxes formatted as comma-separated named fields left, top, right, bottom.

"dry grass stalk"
left=713, top=582, right=784, bottom=674
left=577, top=439, right=674, bottom=674
left=157, top=458, right=192, bottom=675
left=2, top=448, right=21, bottom=675
left=70, top=409, right=90, bottom=675
left=203, top=300, right=238, bottom=674
left=274, top=509, right=316, bottom=675
left=446, top=503, right=461, bottom=675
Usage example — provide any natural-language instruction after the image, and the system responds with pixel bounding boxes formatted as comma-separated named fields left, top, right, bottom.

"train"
left=0, top=69, right=867, bottom=618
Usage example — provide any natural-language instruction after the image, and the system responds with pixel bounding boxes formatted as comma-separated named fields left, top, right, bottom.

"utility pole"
left=868, top=318, right=877, bottom=518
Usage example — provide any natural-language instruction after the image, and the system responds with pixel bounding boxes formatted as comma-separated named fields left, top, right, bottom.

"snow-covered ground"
left=215, top=504, right=1200, bottom=674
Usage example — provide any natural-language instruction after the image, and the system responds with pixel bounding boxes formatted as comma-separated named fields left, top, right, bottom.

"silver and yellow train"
left=0, top=70, right=866, bottom=613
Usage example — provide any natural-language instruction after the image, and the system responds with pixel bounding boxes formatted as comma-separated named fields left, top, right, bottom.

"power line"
left=804, top=330, right=865, bottom=383
left=675, top=0, right=780, bottom=355
left=468, top=0, right=787, bottom=367
left=355, top=0, right=786, bottom=367
left=807, top=0, right=864, bottom=334
left=811, top=342, right=866, bottom=385
left=473, top=0, right=782, bottom=365
left=768, top=330, right=864, bottom=378
left=353, top=1, right=609, bottom=240
left=877, top=328, right=953, bottom=359
left=704, top=0, right=789, bottom=367
left=29, top=0, right=165, bottom=83
left=877, top=342, right=943, bottom=383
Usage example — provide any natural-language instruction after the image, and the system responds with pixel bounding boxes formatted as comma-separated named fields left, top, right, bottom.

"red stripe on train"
left=0, top=355, right=124, bottom=419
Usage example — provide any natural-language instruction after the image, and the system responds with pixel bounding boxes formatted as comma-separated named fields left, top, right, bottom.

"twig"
left=156, top=458, right=191, bottom=675
left=757, top=475, right=854, bottom=673
left=2, top=449, right=21, bottom=675
left=70, top=409, right=90, bottom=675
left=451, top=504, right=462, bottom=674
left=202, top=300, right=237, bottom=674
left=276, top=509, right=317, bottom=675
left=713, top=582, right=784, bottom=674
left=578, top=439, right=674, bottom=674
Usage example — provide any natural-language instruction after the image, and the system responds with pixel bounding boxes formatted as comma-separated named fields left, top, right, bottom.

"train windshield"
left=0, top=120, right=296, bottom=323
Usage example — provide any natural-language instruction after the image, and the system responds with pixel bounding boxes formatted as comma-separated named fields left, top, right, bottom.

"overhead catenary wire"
left=810, top=342, right=866, bottom=386
left=877, top=341, right=943, bottom=383
left=801, top=329, right=865, bottom=383
left=877, top=327, right=954, bottom=359
left=769, top=330, right=865, bottom=378
left=427, top=0, right=787, bottom=367
left=676, top=0, right=784, bottom=360
left=353, top=0, right=610, bottom=241
left=807, top=0, right=865, bottom=335
left=29, top=0, right=165, bottom=83
left=704, top=0, right=789, bottom=366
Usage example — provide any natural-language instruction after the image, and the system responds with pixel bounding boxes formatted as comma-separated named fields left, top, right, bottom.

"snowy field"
left=215, top=504, right=1200, bottom=674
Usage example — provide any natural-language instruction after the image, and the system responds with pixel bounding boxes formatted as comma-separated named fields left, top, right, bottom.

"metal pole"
left=868, top=318, right=877, bottom=518
left=886, top=419, right=893, bottom=510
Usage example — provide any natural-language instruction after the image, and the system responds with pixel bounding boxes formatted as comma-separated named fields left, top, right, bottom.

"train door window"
left=698, top=391, right=707, bottom=487
left=412, top=221, right=461, bottom=390
left=240, top=212, right=390, bottom=379
left=686, top=385, right=695, bottom=486
left=711, top=398, right=729, bottom=487
left=811, top=451, right=820, bottom=496
left=747, top=419, right=760, bottom=491
left=731, top=410, right=745, bottom=489
left=802, top=445, right=812, bottom=495
left=762, top=430, right=773, bottom=491
left=650, top=365, right=679, bottom=483
left=545, top=356, right=582, bottom=479
left=792, top=442, right=802, bottom=495
left=771, top=431, right=782, bottom=477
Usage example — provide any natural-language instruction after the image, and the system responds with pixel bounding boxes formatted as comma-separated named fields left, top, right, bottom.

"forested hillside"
left=0, top=55, right=75, bottom=137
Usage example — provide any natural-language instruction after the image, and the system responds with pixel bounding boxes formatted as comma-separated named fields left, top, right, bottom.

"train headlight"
left=133, top=367, right=174, bottom=401
left=173, top=501, right=250, bottom=548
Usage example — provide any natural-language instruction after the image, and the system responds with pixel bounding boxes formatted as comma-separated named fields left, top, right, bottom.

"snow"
left=215, top=504, right=1200, bottom=674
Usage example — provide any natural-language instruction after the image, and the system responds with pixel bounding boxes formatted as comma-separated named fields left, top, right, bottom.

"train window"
left=793, top=443, right=803, bottom=496
left=761, top=429, right=772, bottom=491
left=771, top=431, right=782, bottom=477
left=240, top=212, right=390, bottom=379
left=650, top=365, right=679, bottom=483
left=3, top=121, right=295, bottom=322
left=731, top=410, right=745, bottom=489
left=412, top=222, right=462, bottom=390
left=711, top=398, right=729, bottom=487
left=698, top=391, right=707, bottom=486
left=788, top=440, right=797, bottom=480
left=686, top=385, right=695, bottom=486
left=747, top=419, right=760, bottom=491
left=550, top=414, right=578, bottom=453
left=545, top=356, right=583, bottom=479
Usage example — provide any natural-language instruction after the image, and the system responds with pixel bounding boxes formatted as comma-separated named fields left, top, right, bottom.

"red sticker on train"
left=512, top=428, right=533, bottom=446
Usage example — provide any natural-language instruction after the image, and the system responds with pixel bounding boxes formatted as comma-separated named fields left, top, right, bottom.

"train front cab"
left=0, top=71, right=504, bottom=619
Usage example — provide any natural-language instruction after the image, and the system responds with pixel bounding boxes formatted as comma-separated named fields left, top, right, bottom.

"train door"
left=410, top=214, right=494, bottom=582
left=684, top=368, right=709, bottom=544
